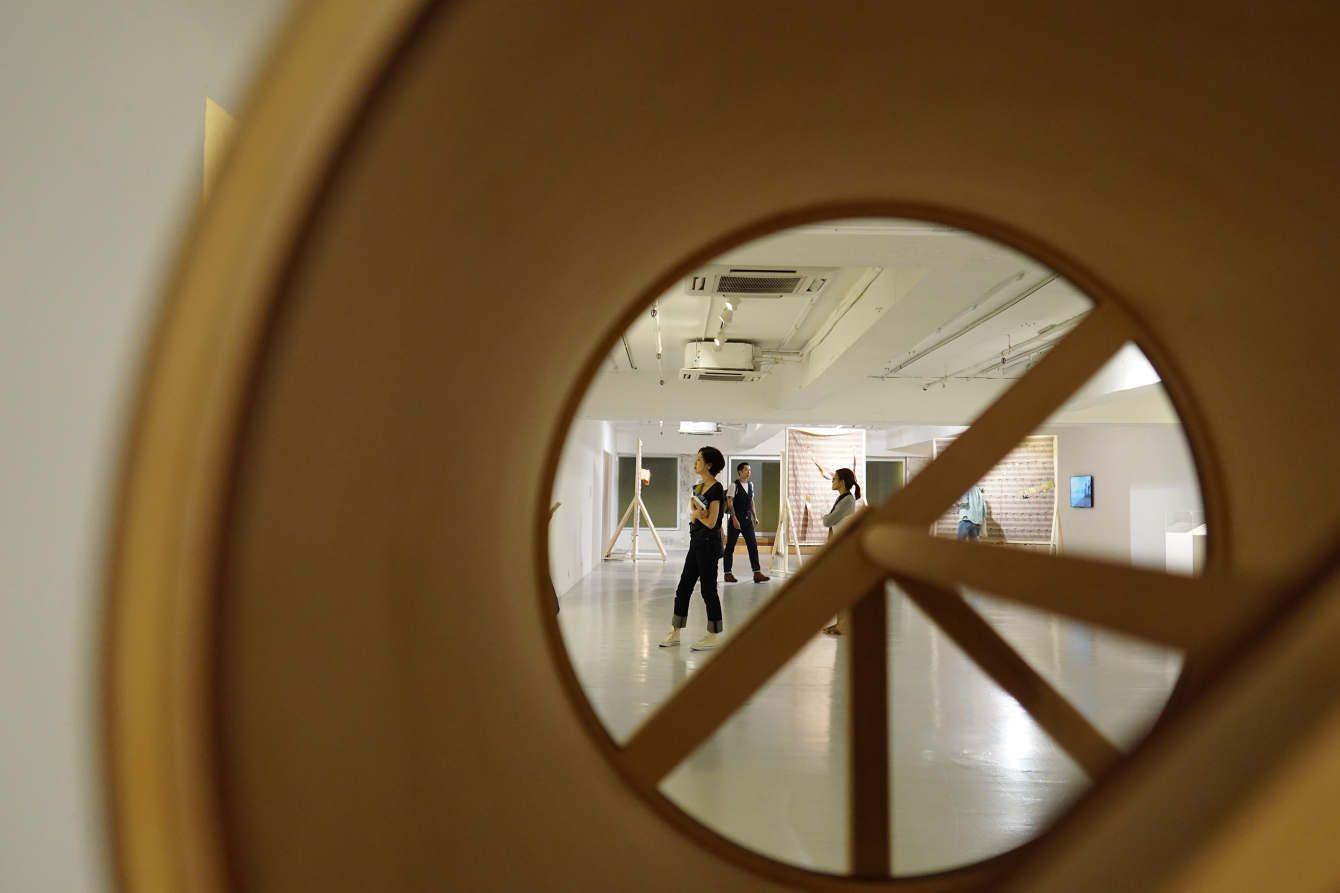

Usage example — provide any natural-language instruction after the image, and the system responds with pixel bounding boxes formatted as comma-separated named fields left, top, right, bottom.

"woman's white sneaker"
left=690, top=632, right=720, bottom=651
left=658, top=629, right=681, bottom=647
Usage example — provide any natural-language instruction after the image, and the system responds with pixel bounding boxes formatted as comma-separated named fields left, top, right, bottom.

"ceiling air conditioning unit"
left=685, top=264, right=835, bottom=299
left=680, top=341, right=762, bottom=382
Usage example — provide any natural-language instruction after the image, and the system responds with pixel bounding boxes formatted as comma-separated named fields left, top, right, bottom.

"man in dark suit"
left=723, top=462, right=769, bottom=583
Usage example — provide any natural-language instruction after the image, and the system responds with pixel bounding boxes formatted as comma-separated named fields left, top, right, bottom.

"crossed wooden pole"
left=614, top=305, right=1264, bottom=878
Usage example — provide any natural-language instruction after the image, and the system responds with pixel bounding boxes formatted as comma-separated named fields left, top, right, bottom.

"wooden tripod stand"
left=602, top=438, right=668, bottom=562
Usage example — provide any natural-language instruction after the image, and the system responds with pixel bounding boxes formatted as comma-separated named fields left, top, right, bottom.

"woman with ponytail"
left=821, top=467, right=861, bottom=636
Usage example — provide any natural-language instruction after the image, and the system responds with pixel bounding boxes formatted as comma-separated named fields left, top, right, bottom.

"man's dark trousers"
left=724, top=518, right=762, bottom=574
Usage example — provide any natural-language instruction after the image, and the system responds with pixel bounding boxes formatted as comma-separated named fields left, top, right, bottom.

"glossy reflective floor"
left=557, top=552, right=1181, bottom=876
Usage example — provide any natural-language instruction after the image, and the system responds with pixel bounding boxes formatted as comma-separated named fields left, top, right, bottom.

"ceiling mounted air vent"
left=690, top=370, right=753, bottom=382
left=716, top=273, right=805, bottom=294
left=685, top=265, right=836, bottom=300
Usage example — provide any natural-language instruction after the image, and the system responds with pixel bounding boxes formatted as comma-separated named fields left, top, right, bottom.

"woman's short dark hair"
left=698, top=446, right=726, bottom=476
left=737, top=461, right=751, bottom=473
left=835, top=467, right=861, bottom=500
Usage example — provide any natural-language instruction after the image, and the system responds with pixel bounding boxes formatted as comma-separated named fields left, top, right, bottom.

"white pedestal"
left=1165, top=522, right=1207, bottom=576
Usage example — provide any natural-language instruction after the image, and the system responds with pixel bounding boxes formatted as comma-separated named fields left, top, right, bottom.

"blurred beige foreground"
left=5, top=2, right=1337, bottom=892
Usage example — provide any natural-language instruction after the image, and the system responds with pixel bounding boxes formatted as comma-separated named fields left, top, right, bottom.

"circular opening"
left=545, top=215, right=1210, bottom=880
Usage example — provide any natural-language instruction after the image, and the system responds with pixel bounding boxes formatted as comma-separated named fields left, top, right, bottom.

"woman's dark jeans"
left=672, top=537, right=724, bottom=632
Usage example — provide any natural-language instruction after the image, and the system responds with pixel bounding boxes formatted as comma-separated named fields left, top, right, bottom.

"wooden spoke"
left=619, top=308, right=1134, bottom=787
left=1008, top=549, right=1340, bottom=893
left=897, top=577, right=1121, bottom=778
left=620, top=533, right=886, bottom=783
left=850, top=584, right=891, bottom=876
left=864, top=525, right=1260, bottom=651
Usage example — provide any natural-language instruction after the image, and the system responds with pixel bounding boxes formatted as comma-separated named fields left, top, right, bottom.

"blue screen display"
left=1070, top=474, right=1094, bottom=508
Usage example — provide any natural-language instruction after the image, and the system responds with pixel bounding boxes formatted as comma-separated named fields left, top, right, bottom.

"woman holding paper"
left=659, top=446, right=728, bottom=651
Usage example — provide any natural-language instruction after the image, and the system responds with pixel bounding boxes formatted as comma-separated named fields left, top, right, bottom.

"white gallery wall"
left=1044, top=424, right=1201, bottom=568
left=0, top=3, right=291, bottom=890
left=549, top=421, right=618, bottom=595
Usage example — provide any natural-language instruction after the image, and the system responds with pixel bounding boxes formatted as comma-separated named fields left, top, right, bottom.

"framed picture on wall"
left=1070, top=474, right=1094, bottom=508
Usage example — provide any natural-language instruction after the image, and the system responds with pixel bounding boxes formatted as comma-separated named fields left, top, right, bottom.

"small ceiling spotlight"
left=723, top=299, right=736, bottom=311
left=713, top=337, right=722, bottom=347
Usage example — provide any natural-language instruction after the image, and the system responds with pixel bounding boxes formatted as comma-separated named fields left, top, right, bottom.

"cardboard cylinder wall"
left=104, top=2, right=1340, bottom=891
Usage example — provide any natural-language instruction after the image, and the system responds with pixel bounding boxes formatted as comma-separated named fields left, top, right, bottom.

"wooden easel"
left=602, top=438, right=668, bottom=562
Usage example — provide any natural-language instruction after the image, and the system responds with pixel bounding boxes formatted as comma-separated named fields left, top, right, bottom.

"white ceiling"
left=582, top=218, right=1176, bottom=432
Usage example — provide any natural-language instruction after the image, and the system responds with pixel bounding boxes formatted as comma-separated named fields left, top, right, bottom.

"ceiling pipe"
left=797, top=266, right=883, bottom=356
left=906, top=337, right=1066, bottom=391
left=776, top=276, right=835, bottom=350
left=992, top=338, right=1074, bottom=375
left=878, top=274, right=1057, bottom=378
left=880, top=269, right=1022, bottom=374
left=944, top=310, right=1088, bottom=379
left=777, top=266, right=882, bottom=352
left=996, top=341, right=1065, bottom=373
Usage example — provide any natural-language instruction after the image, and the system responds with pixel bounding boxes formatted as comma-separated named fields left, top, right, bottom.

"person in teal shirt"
left=957, top=485, right=985, bottom=541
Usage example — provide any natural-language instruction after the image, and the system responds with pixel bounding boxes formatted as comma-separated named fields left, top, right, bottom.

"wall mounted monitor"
left=1070, top=474, right=1094, bottom=508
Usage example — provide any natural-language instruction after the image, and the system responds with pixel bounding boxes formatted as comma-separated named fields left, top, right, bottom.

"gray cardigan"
left=822, top=492, right=857, bottom=531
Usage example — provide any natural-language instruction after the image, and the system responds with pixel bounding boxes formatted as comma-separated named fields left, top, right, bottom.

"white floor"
left=558, top=549, right=1181, bottom=876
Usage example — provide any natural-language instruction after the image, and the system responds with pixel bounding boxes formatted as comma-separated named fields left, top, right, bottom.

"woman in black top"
left=659, top=446, right=727, bottom=651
